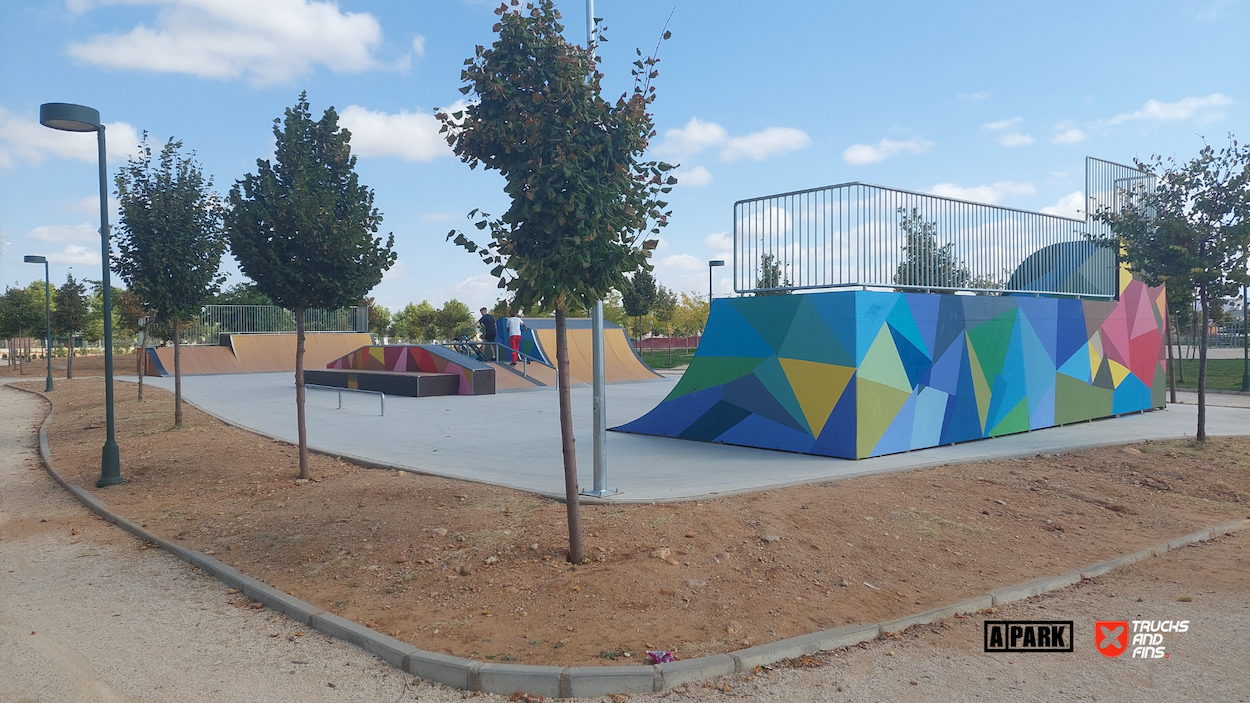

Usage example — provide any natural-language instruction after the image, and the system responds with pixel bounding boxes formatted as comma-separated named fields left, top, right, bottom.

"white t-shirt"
left=507, top=316, right=523, bottom=337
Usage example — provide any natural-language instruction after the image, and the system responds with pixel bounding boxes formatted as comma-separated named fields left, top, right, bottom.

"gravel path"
left=2, top=385, right=1246, bottom=702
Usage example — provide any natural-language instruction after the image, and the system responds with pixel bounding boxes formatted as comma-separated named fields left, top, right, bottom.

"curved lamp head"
left=24, top=255, right=48, bottom=264
left=40, top=103, right=102, bottom=132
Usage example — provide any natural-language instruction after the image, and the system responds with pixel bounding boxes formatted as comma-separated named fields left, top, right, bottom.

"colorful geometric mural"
left=614, top=277, right=1166, bottom=459
left=327, top=345, right=494, bottom=396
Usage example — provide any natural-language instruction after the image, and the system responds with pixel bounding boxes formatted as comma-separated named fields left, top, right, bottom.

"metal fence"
left=175, top=305, right=368, bottom=345
left=732, top=157, right=1152, bottom=299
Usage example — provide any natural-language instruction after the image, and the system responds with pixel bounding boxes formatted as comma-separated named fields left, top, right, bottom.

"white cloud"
left=30, top=223, right=98, bottom=243
left=47, top=244, right=101, bottom=265
left=998, top=133, right=1034, bottom=147
left=339, top=105, right=450, bottom=162
left=677, top=165, right=713, bottom=186
left=720, top=127, right=810, bottom=162
left=704, top=231, right=733, bottom=252
left=658, top=117, right=728, bottom=158
left=928, top=181, right=1035, bottom=205
left=655, top=253, right=704, bottom=271
left=1052, top=128, right=1086, bottom=145
left=842, top=137, right=932, bottom=165
left=67, top=0, right=387, bottom=86
left=958, top=91, right=990, bottom=101
left=1108, top=93, right=1233, bottom=124
left=421, top=212, right=454, bottom=222
left=657, top=118, right=809, bottom=163
left=1040, top=191, right=1085, bottom=219
left=982, top=117, right=1023, bottom=131
left=412, top=35, right=426, bottom=58
left=66, top=195, right=122, bottom=219
left=0, top=106, right=139, bottom=167
left=452, top=272, right=499, bottom=301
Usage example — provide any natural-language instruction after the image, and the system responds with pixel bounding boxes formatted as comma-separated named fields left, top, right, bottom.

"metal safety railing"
left=732, top=157, right=1152, bottom=299
left=307, top=384, right=385, bottom=416
left=171, top=305, right=368, bottom=345
left=441, top=340, right=549, bottom=380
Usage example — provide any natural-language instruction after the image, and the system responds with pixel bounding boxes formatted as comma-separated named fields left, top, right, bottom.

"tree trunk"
left=295, top=305, right=310, bottom=479
left=1174, top=313, right=1184, bottom=383
left=1197, top=285, right=1209, bottom=442
left=67, top=334, right=75, bottom=380
left=173, top=317, right=183, bottom=427
left=554, top=302, right=584, bottom=564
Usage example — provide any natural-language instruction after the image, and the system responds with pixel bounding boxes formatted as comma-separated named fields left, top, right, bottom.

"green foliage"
left=393, top=301, right=438, bottom=342
left=52, top=273, right=89, bottom=337
left=754, top=253, right=793, bottom=295
left=671, top=291, right=709, bottom=336
left=622, top=268, right=658, bottom=317
left=226, top=92, right=396, bottom=311
left=362, top=297, right=392, bottom=338
left=213, top=281, right=275, bottom=306
left=653, top=284, right=677, bottom=325
left=439, top=0, right=675, bottom=313
left=114, top=135, right=227, bottom=325
left=436, top=298, right=476, bottom=340
left=0, top=284, right=42, bottom=338
left=892, top=207, right=970, bottom=289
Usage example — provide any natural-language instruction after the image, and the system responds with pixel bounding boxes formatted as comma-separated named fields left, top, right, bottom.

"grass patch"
left=1171, top=358, right=1250, bottom=391
left=639, top=348, right=697, bottom=369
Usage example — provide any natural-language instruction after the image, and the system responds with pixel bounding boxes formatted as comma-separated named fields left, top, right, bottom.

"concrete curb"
left=8, top=381, right=1250, bottom=698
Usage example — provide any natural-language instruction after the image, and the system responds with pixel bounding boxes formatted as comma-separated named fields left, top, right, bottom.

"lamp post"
left=708, top=259, right=725, bottom=303
left=1241, top=283, right=1248, bottom=392
left=23, top=255, right=53, bottom=392
left=40, top=102, right=122, bottom=487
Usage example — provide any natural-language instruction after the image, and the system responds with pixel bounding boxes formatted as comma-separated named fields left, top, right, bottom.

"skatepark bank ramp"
left=493, top=317, right=662, bottom=386
left=144, top=332, right=373, bottom=376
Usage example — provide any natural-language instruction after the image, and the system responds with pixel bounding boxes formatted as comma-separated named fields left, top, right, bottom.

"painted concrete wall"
left=615, top=277, right=1166, bottom=459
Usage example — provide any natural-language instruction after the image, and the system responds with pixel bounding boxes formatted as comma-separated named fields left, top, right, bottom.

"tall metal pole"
left=1241, top=283, right=1249, bottom=392
left=42, top=260, right=53, bottom=392
left=97, top=125, right=122, bottom=486
left=585, top=0, right=616, bottom=498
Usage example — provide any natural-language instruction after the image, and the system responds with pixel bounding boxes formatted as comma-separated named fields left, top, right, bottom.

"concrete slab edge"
left=12, top=382, right=1250, bottom=698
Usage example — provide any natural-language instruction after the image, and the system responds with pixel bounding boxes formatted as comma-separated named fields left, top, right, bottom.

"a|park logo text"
left=983, top=621, right=1073, bottom=653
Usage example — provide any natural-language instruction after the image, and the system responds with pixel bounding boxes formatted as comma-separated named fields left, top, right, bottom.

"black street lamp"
left=708, top=259, right=725, bottom=303
left=1241, top=283, right=1248, bottom=392
left=39, top=102, right=122, bottom=487
left=23, top=255, right=53, bottom=392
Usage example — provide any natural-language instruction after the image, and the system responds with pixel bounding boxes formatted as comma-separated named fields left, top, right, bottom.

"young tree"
left=227, top=92, right=396, bottom=478
left=0, top=285, right=41, bottom=372
left=114, top=136, right=227, bottom=423
left=362, top=297, right=392, bottom=339
left=52, top=273, right=89, bottom=379
left=436, top=299, right=476, bottom=340
left=755, top=253, right=793, bottom=295
left=440, top=1, right=674, bottom=562
left=1091, top=138, right=1249, bottom=441
left=622, top=268, right=658, bottom=344
left=672, top=291, right=709, bottom=337
left=893, top=207, right=971, bottom=290
left=393, top=301, right=438, bottom=342
left=653, top=283, right=677, bottom=364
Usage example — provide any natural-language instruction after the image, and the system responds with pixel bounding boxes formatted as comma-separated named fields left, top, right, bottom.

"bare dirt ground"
left=21, top=377, right=1250, bottom=670
left=1, top=352, right=113, bottom=378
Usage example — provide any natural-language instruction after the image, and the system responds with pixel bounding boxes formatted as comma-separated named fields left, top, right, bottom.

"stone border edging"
left=9, top=382, right=1249, bottom=699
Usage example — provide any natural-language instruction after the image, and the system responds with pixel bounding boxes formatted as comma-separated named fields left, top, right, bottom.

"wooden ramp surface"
left=532, top=327, right=661, bottom=385
left=152, top=333, right=373, bottom=375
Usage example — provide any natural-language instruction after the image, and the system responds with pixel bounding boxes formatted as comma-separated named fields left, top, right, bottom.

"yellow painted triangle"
left=1109, top=359, right=1131, bottom=387
left=1089, top=331, right=1103, bottom=373
left=857, top=378, right=911, bottom=457
left=964, top=332, right=991, bottom=432
left=369, top=346, right=385, bottom=368
left=779, top=359, right=855, bottom=438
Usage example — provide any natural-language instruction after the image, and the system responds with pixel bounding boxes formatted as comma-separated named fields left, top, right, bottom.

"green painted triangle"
left=733, top=295, right=805, bottom=353
left=665, top=356, right=765, bottom=401
left=856, top=378, right=911, bottom=457
left=988, top=397, right=1030, bottom=437
left=752, top=355, right=812, bottom=434
left=966, top=307, right=1017, bottom=384
left=858, top=325, right=912, bottom=393
left=777, top=295, right=854, bottom=366
left=1054, top=373, right=1113, bottom=424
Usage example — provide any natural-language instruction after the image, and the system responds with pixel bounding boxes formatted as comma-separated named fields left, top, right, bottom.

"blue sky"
left=1, top=0, right=1246, bottom=311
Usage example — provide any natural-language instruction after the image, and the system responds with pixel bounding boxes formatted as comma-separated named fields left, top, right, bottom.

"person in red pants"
left=506, top=313, right=525, bottom=365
